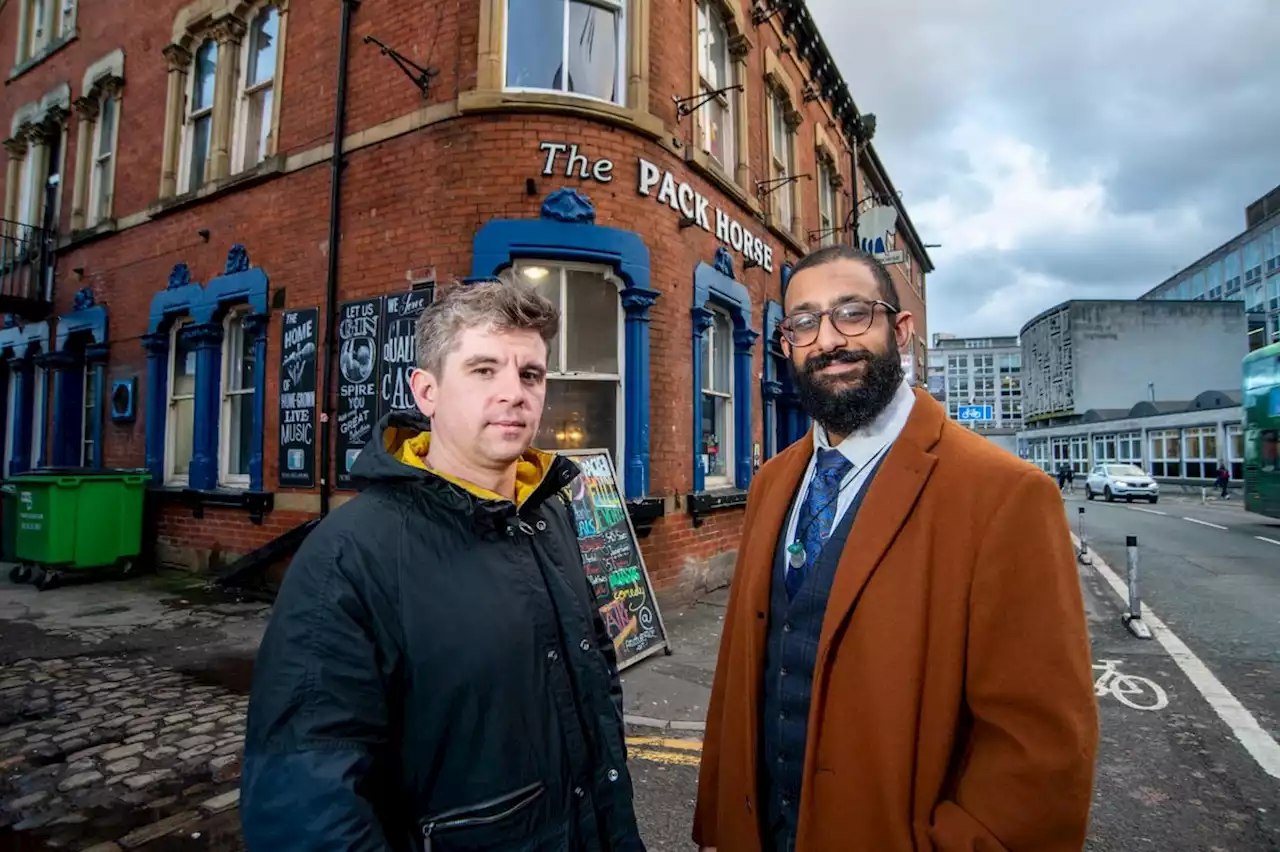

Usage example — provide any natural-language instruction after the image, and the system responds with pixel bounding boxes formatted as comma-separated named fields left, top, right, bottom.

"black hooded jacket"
left=240, top=410, right=645, bottom=852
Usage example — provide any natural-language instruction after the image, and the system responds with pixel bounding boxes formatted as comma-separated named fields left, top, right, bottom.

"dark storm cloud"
left=807, top=0, right=1280, bottom=336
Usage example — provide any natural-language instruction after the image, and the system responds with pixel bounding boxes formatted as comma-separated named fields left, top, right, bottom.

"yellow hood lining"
left=384, top=427, right=554, bottom=508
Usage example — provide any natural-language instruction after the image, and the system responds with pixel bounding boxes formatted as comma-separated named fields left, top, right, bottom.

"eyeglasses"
left=779, top=299, right=898, bottom=346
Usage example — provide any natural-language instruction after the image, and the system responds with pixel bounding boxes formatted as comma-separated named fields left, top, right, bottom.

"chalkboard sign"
left=378, top=288, right=432, bottom=421
left=561, top=450, right=669, bottom=670
left=336, top=297, right=382, bottom=489
left=277, top=308, right=318, bottom=488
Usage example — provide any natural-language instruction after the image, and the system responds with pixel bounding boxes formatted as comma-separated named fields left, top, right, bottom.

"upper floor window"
left=16, top=0, right=74, bottom=65
left=234, top=7, right=279, bottom=173
left=696, top=0, right=734, bottom=172
left=817, top=159, right=836, bottom=247
left=182, top=40, right=218, bottom=193
left=769, top=88, right=793, bottom=228
left=505, top=0, right=625, bottom=105
left=89, top=87, right=119, bottom=225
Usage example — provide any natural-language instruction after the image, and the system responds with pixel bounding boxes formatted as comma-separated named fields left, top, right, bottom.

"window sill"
left=458, top=89, right=666, bottom=142
left=148, top=155, right=286, bottom=221
left=766, top=218, right=808, bottom=257
left=687, top=487, right=748, bottom=528
left=148, top=485, right=275, bottom=525
left=627, top=496, right=665, bottom=538
left=60, top=219, right=119, bottom=251
left=7, top=34, right=77, bottom=83
left=685, top=148, right=762, bottom=219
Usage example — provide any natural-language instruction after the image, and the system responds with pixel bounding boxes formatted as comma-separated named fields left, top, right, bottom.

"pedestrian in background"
left=693, top=246, right=1098, bottom=852
left=241, top=275, right=644, bottom=852
left=1216, top=462, right=1231, bottom=498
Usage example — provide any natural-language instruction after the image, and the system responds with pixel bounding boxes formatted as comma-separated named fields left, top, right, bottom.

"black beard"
left=791, top=345, right=904, bottom=438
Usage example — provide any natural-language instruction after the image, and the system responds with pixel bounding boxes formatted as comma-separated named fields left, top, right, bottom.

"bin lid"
left=9, top=466, right=152, bottom=484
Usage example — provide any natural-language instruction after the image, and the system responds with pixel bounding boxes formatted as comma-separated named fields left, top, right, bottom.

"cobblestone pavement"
left=0, top=570, right=266, bottom=850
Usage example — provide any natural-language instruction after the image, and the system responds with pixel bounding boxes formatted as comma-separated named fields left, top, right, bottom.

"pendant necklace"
left=787, top=443, right=891, bottom=570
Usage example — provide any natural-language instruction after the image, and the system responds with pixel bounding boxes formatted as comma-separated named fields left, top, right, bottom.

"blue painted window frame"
left=142, top=246, right=269, bottom=491
left=692, top=247, right=758, bottom=492
left=0, top=320, right=52, bottom=476
left=51, top=290, right=109, bottom=469
left=471, top=188, right=658, bottom=500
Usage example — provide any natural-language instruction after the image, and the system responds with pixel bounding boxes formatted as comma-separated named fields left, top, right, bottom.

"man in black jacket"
left=241, top=275, right=645, bottom=852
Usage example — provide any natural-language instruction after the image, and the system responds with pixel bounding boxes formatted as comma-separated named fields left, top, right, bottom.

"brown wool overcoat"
left=693, top=389, right=1099, bottom=852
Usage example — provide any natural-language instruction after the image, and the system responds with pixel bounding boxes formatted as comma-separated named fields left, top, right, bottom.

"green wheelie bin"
left=10, top=468, right=149, bottom=589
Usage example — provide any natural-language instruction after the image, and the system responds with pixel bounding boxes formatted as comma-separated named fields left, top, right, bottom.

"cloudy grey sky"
left=808, top=0, right=1280, bottom=338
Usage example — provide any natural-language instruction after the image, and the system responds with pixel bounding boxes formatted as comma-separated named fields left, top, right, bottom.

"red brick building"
left=0, top=0, right=933, bottom=599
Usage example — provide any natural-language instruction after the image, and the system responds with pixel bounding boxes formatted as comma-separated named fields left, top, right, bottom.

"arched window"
left=234, top=6, right=279, bottom=172
left=181, top=40, right=218, bottom=193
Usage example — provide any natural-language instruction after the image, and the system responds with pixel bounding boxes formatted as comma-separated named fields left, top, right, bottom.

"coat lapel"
left=816, top=389, right=945, bottom=661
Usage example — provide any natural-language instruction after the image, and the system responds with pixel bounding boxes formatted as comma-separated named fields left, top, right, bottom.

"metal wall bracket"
left=363, top=35, right=439, bottom=99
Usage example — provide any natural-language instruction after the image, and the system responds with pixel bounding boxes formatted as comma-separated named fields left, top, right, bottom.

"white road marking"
left=1076, top=535, right=1280, bottom=781
left=1129, top=506, right=1167, bottom=516
left=1256, top=536, right=1280, bottom=547
left=1182, top=517, right=1228, bottom=530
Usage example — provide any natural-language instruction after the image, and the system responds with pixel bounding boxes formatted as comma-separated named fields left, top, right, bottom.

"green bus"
left=1243, top=341, right=1280, bottom=519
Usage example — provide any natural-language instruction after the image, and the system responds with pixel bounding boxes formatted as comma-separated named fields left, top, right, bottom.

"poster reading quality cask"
left=561, top=450, right=669, bottom=670
left=378, top=288, right=432, bottom=420
left=336, top=298, right=382, bottom=489
left=277, top=308, right=318, bottom=488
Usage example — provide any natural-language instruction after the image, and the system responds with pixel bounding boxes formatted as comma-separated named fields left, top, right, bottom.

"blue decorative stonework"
left=472, top=193, right=656, bottom=498
left=713, top=246, right=735, bottom=281
left=225, top=243, right=249, bottom=274
left=73, top=287, right=96, bottom=311
left=168, top=262, right=192, bottom=291
left=540, top=188, right=596, bottom=225
left=691, top=261, right=758, bottom=492
left=143, top=248, right=270, bottom=491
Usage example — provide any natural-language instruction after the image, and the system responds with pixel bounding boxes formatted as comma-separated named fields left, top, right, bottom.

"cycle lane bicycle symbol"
left=1093, top=658, right=1169, bottom=711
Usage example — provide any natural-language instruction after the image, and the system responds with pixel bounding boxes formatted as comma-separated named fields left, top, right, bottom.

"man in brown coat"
left=694, top=246, right=1098, bottom=852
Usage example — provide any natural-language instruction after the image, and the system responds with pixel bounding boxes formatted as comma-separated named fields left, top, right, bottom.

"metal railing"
left=0, top=217, right=55, bottom=315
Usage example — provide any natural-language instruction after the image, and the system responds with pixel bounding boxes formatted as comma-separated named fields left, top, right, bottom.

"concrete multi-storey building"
left=0, top=0, right=933, bottom=599
left=1139, top=184, right=1280, bottom=351
left=927, top=333, right=1022, bottom=427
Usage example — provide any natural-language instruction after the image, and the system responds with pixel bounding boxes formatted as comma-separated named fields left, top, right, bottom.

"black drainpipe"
left=320, top=0, right=358, bottom=517
left=849, top=140, right=860, bottom=249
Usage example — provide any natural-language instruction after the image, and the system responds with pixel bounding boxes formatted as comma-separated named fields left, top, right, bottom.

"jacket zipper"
left=421, top=782, right=545, bottom=851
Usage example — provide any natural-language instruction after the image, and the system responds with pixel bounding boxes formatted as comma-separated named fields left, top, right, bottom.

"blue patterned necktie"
left=787, top=448, right=854, bottom=598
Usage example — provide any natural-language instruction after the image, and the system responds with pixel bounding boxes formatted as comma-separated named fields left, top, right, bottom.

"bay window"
left=701, top=309, right=733, bottom=487
left=505, top=0, right=626, bottom=105
left=220, top=310, right=257, bottom=486
left=518, top=261, right=624, bottom=473
left=166, top=320, right=197, bottom=483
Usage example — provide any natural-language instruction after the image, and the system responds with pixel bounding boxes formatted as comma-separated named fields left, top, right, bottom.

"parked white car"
left=1085, top=463, right=1160, bottom=504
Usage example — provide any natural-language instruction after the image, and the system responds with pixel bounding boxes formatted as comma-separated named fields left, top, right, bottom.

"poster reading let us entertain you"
left=336, top=298, right=381, bottom=489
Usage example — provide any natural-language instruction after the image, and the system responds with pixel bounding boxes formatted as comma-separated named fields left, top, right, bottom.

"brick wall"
left=1, top=0, right=931, bottom=603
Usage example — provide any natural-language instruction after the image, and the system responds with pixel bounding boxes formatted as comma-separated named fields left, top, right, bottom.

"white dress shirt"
left=782, top=378, right=916, bottom=574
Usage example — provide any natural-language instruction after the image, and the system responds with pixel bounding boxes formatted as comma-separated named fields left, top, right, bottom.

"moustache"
left=803, top=350, right=871, bottom=376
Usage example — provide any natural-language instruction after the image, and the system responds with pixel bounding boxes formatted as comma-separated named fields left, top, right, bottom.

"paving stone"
left=123, top=773, right=159, bottom=790
left=213, top=742, right=243, bottom=757
left=12, top=813, right=53, bottom=830
left=25, top=731, right=51, bottom=743
left=66, top=758, right=97, bottom=773
left=84, top=683, right=117, bottom=695
left=117, top=810, right=201, bottom=849
left=51, top=726, right=92, bottom=744
left=0, top=754, right=27, bottom=770
left=57, top=738, right=88, bottom=754
left=101, top=742, right=145, bottom=762
left=100, top=714, right=137, bottom=730
left=123, top=730, right=156, bottom=744
left=210, top=753, right=241, bottom=782
left=57, top=770, right=104, bottom=792
left=66, top=742, right=119, bottom=762
left=148, top=794, right=179, bottom=809
left=176, top=734, right=215, bottom=750
left=0, top=727, right=29, bottom=743
left=52, top=691, right=78, bottom=702
left=199, top=788, right=240, bottom=815
left=105, top=670, right=134, bottom=682
left=187, top=721, right=216, bottom=735
left=125, top=720, right=158, bottom=735
left=178, top=743, right=217, bottom=761
left=144, top=746, right=179, bottom=760
left=78, top=706, right=108, bottom=720
left=7, top=791, right=47, bottom=810
left=81, top=843, right=123, bottom=852
left=195, top=704, right=229, bottom=717
left=106, top=756, right=142, bottom=775
left=117, top=697, right=145, bottom=709
left=217, top=713, right=247, bottom=726
left=0, top=678, right=25, bottom=689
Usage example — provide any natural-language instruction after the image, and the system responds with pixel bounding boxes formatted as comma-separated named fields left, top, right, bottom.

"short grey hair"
left=415, top=270, right=561, bottom=376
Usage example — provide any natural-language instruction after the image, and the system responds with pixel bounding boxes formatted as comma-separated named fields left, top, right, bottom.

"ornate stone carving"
left=713, top=246, right=736, bottom=280
left=72, top=287, right=96, bottom=311
left=733, top=326, right=760, bottom=353
left=540, top=188, right=596, bottom=225
left=181, top=322, right=224, bottom=349
left=224, top=243, right=249, bottom=274
left=141, top=332, right=170, bottom=357
left=620, top=287, right=660, bottom=318
left=784, top=106, right=803, bottom=131
left=728, top=33, right=753, bottom=61
left=209, top=16, right=247, bottom=44
left=72, top=96, right=100, bottom=121
left=2, top=137, right=28, bottom=158
left=163, top=44, right=193, bottom=71
left=167, top=262, right=192, bottom=291
left=95, top=74, right=126, bottom=99
left=692, top=306, right=717, bottom=336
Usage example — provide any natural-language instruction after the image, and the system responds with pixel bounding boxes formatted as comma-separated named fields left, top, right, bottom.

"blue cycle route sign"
left=956, top=404, right=994, bottom=422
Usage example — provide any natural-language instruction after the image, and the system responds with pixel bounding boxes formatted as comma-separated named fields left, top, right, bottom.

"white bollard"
left=1121, top=535, right=1153, bottom=640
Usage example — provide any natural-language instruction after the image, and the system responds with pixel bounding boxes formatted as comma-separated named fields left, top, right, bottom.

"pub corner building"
left=0, top=0, right=933, bottom=603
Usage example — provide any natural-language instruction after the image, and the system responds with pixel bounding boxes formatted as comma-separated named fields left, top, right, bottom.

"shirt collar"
left=813, top=378, right=916, bottom=468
